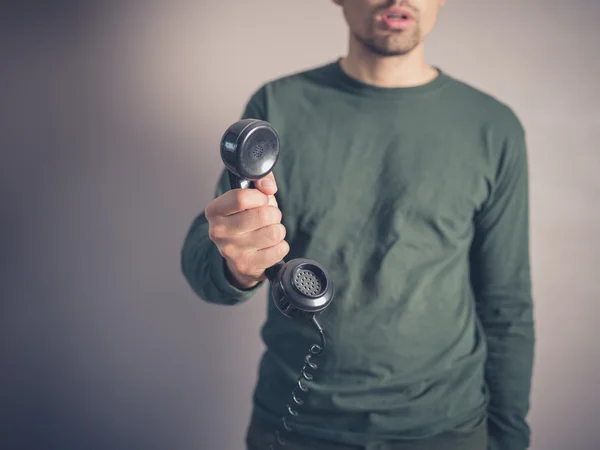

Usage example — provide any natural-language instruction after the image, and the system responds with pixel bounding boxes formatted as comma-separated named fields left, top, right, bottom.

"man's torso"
left=243, top=61, right=521, bottom=445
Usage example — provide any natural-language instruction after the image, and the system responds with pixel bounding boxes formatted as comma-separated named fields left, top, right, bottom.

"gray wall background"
left=1, top=1, right=598, bottom=449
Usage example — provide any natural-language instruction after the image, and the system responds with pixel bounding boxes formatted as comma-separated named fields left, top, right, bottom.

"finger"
left=207, top=188, right=269, bottom=218
left=222, top=205, right=282, bottom=235
left=248, top=240, right=290, bottom=272
left=254, top=172, right=278, bottom=196
left=238, top=223, right=287, bottom=252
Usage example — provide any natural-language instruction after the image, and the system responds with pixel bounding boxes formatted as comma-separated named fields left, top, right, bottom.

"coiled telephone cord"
left=269, top=315, right=325, bottom=449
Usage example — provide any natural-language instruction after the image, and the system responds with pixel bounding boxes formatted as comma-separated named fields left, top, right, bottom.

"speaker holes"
left=293, top=269, right=323, bottom=297
left=252, top=142, right=265, bottom=158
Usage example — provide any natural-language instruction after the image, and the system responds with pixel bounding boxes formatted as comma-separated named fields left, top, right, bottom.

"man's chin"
left=354, top=33, right=420, bottom=57
left=365, top=42, right=419, bottom=57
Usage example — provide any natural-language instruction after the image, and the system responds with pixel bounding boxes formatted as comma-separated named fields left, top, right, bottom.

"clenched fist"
left=205, top=173, right=290, bottom=289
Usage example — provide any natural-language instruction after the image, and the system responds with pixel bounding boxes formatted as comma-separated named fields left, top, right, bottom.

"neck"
left=339, top=34, right=438, bottom=88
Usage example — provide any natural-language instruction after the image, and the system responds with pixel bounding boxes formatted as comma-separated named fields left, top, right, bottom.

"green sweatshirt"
left=181, top=60, right=534, bottom=450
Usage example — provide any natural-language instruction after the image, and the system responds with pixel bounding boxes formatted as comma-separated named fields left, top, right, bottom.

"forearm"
left=477, top=287, right=535, bottom=450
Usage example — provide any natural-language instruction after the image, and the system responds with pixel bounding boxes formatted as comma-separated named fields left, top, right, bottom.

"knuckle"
left=277, top=240, right=290, bottom=258
left=207, top=195, right=227, bottom=219
left=204, top=201, right=216, bottom=220
left=277, top=224, right=287, bottom=241
left=232, top=190, right=247, bottom=210
left=233, top=255, right=250, bottom=275
left=220, top=243, right=236, bottom=260
left=232, top=261, right=244, bottom=275
left=267, top=224, right=283, bottom=243
left=208, top=224, right=225, bottom=241
left=208, top=227, right=217, bottom=241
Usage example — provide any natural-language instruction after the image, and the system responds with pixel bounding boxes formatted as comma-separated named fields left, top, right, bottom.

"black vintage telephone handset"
left=220, top=119, right=335, bottom=448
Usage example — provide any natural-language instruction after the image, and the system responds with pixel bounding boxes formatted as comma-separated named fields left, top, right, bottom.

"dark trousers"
left=245, top=413, right=487, bottom=450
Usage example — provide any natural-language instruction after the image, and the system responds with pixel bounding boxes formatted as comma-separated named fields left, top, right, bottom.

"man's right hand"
left=205, top=172, right=290, bottom=289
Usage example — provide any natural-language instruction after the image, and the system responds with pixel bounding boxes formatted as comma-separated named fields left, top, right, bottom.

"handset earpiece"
left=220, top=118, right=280, bottom=190
left=219, top=119, right=335, bottom=449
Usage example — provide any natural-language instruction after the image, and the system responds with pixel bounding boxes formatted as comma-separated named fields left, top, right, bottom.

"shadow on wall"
left=1, top=4, right=269, bottom=450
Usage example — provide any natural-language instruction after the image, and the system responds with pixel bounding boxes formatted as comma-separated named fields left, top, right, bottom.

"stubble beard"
left=352, top=25, right=421, bottom=57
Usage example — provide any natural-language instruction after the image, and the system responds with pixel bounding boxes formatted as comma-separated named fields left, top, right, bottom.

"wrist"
left=224, top=259, right=260, bottom=290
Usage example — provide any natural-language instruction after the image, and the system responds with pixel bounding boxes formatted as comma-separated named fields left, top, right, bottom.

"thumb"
left=255, top=172, right=278, bottom=196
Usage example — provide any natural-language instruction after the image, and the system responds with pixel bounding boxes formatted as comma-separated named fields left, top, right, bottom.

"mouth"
left=379, top=6, right=415, bottom=30
left=384, top=12, right=411, bottom=20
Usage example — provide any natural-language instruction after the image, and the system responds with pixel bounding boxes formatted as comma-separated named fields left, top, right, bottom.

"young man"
left=181, top=1, right=535, bottom=449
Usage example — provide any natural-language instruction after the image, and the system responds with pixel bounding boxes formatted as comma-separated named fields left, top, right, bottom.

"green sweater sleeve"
left=470, top=120, right=535, bottom=450
left=180, top=86, right=268, bottom=305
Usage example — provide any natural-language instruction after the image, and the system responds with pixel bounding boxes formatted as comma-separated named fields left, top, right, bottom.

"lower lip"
left=380, top=15, right=414, bottom=30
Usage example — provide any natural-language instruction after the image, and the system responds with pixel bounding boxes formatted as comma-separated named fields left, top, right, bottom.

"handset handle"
left=228, top=171, right=255, bottom=190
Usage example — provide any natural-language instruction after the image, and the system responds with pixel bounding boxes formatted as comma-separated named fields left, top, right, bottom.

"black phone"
left=220, top=119, right=336, bottom=448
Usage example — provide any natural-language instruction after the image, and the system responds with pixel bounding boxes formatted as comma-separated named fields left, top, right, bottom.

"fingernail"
left=262, top=178, right=274, bottom=187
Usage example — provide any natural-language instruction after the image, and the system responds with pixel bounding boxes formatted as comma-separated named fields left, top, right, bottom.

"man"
left=181, top=1, right=535, bottom=449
